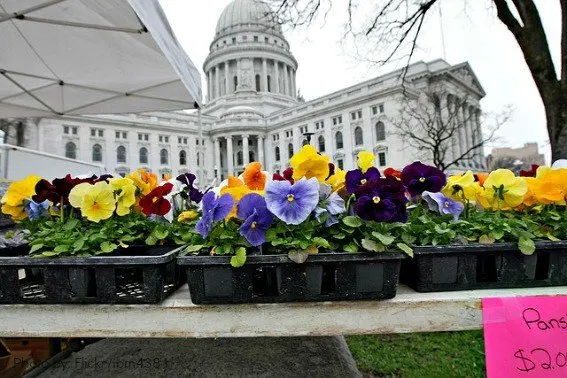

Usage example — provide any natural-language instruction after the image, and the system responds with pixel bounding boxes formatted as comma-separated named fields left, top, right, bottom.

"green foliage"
left=230, top=247, right=247, bottom=267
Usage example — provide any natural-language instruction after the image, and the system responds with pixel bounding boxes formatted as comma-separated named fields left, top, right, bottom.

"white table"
left=0, top=285, right=565, bottom=338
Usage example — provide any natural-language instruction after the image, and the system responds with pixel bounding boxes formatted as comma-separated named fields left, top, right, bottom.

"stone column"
left=224, top=61, right=230, bottom=95
left=243, top=134, right=250, bottom=166
left=456, top=100, right=465, bottom=163
left=226, top=135, right=234, bottom=177
left=291, top=69, right=296, bottom=98
left=274, top=61, right=280, bottom=94
left=214, top=137, right=221, bottom=181
left=262, top=58, right=268, bottom=92
left=463, top=104, right=471, bottom=161
left=279, top=135, right=286, bottom=171
left=467, top=106, right=475, bottom=158
left=215, top=65, right=220, bottom=99
left=207, top=70, right=212, bottom=102
left=283, top=65, right=289, bottom=96
left=236, top=59, right=241, bottom=90
left=258, top=135, right=265, bottom=166
left=475, top=109, right=483, bottom=167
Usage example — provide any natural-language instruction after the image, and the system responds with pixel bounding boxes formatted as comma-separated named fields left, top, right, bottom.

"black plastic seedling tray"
left=401, top=241, right=567, bottom=292
left=178, top=252, right=405, bottom=304
left=0, top=245, right=184, bottom=304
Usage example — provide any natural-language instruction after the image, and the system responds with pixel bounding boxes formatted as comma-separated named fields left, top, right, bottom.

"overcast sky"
left=159, top=0, right=559, bottom=163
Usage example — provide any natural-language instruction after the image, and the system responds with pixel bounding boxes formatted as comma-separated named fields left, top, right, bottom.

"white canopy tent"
left=0, top=0, right=202, bottom=117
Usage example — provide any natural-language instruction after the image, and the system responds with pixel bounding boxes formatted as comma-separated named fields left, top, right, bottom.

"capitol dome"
left=215, top=0, right=283, bottom=37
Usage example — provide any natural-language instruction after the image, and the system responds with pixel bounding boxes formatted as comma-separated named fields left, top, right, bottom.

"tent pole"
left=197, top=108, right=204, bottom=189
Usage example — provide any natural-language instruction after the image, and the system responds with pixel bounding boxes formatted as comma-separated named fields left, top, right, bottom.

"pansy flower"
left=478, top=169, right=528, bottom=210
left=401, top=162, right=446, bottom=197
left=273, top=167, right=294, bottom=183
left=520, top=164, right=539, bottom=177
left=1, top=175, right=42, bottom=221
left=33, top=174, right=94, bottom=206
left=196, top=191, right=234, bottom=238
left=24, top=200, right=49, bottom=220
left=384, top=167, right=402, bottom=180
left=220, top=176, right=252, bottom=218
left=326, top=167, right=347, bottom=194
left=237, top=193, right=273, bottom=246
left=353, top=176, right=408, bottom=222
left=345, top=167, right=381, bottom=194
left=315, top=184, right=346, bottom=226
left=242, top=162, right=267, bottom=191
left=127, top=169, right=158, bottom=196
left=422, top=191, right=464, bottom=221
left=139, top=182, right=174, bottom=216
left=265, top=177, right=319, bottom=225
left=80, top=181, right=116, bottom=223
left=289, top=145, right=330, bottom=182
left=357, top=151, right=375, bottom=173
left=109, top=177, right=137, bottom=216
left=176, top=173, right=204, bottom=203
left=442, top=171, right=481, bottom=202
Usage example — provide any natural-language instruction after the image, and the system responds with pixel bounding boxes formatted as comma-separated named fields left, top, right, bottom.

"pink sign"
left=483, top=296, right=567, bottom=378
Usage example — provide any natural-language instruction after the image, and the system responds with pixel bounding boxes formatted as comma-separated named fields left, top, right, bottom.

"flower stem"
left=60, top=203, right=64, bottom=223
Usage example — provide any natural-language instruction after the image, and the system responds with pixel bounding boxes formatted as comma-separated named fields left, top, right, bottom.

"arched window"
left=288, top=143, right=294, bottom=159
left=117, top=145, right=126, bottom=163
left=233, top=76, right=238, bottom=92
left=160, top=149, right=168, bottom=165
left=92, top=144, right=102, bottom=162
left=302, top=139, right=309, bottom=146
left=335, top=132, right=343, bottom=150
left=255, top=74, right=261, bottom=92
left=139, top=147, right=148, bottom=164
left=354, top=127, right=363, bottom=146
left=318, top=135, right=325, bottom=152
left=375, top=121, right=386, bottom=142
left=275, top=146, right=280, bottom=161
left=179, top=150, right=187, bottom=165
left=65, top=142, right=76, bottom=159
left=249, top=150, right=255, bottom=162
left=237, top=150, right=243, bottom=165
left=267, top=75, right=271, bottom=92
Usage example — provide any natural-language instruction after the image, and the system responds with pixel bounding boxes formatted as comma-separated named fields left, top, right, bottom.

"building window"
left=179, top=150, right=187, bottom=165
left=237, top=150, right=243, bottom=165
left=249, top=151, right=255, bottom=162
left=332, top=115, right=343, bottom=125
left=98, top=129, right=103, bottom=137
left=354, top=127, right=364, bottom=146
left=275, top=146, right=280, bottom=161
left=337, top=159, right=344, bottom=170
left=232, top=37, right=236, bottom=44
left=302, top=139, right=309, bottom=146
left=267, top=75, right=271, bottom=92
left=255, top=74, right=261, bottom=91
left=318, top=135, right=325, bottom=152
left=90, top=128, right=96, bottom=137
left=379, top=104, right=384, bottom=113
left=265, top=37, right=269, bottom=43
left=288, top=143, right=294, bottom=159
left=159, top=136, right=163, bottom=142
left=116, top=131, right=120, bottom=139
left=315, top=121, right=324, bottom=130
left=375, top=121, right=386, bottom=141
left=254, top=36, right=258, bottom=42
left=93, top=144, right=102, bottom=162
left=335, top=131, right=343, bottom=149
left=160, top=149, right=168, bottom=165
left=65, top=142, right=76, bottom=159
left=183, top=138, right=188, bottom=144
left=300, top=125, right=308, bottom=134
left=72, top=127, right=78, bottom=135
left=233, top=76, right=238, bottom=91
left=145, top=134, right=149, bottom=141
left=63, top=126, right=69, bottom=134
left=117, top=145, right=126, bottom=163
left=139, top=147, right=148, bottom=164
left=138, top=134, right=142, bottom=141
left=378, top=152, right=387, bottom=166
left=372, top=106, right=378, bottom=115
left=351, top=110, right=362, bottom=120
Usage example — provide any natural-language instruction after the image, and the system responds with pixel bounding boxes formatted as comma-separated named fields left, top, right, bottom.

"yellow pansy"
left=109, top=178, right=137, bottom=216
left=126, top=169, right=158, bottom=196
left=68, top=182, right=92, bottom=209
left=535, top=168, right=567, bottom=205
left=479, top=169, right=528, bottom=210
left=289, top=145, right=330, bottom=182
left=1, top=175, right=42, bottom=221
left=178, top=210, right=198, bottom=222
left=220, top=176, right=252, bottom=218
left=81, top=182, right=116, bottom=222
left=442, top=171, right=481, bottom=202
left=326, top=167, right=347, bottom=193
left=357, top=151, right=375, bottom=173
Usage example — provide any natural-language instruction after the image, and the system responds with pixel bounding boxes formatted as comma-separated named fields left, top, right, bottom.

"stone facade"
left=9, top=0, right=486, bottom=184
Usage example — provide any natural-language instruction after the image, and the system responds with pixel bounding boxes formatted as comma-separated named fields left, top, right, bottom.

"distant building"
left=486, top=143, right=545, bottom=171
left=4, top=0, right=486, bottom=183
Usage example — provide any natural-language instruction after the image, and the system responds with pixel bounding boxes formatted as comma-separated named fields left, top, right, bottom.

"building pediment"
left=448, top=64, right=486, bottom=96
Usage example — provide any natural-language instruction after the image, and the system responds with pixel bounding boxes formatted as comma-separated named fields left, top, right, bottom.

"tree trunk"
left=546, top=90, right=567, bottom=161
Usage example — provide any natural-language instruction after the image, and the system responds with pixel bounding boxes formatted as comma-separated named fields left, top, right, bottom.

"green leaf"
left=396, top=243, right=414, bottom=257
left=288, top=249, right=309, bottom=264
left=230, top=247, right=247, bottom=268
left=478, top=235, right=495, bottom=244
left=152, top=227, right=169, bottom=240
left=361, top=239, right=385, bottom=252
left=342, top=216, right=362, bottom=228
left=547, top=234, right=561, bottom=242
left=401, top=233, right=416, bottom=245
left=344, top=243, right=359, bottom=253
left=518, top=237, right=536, bottom=255
left=72, top=238, right=85, bottom=252
left=371, top=232, right=395, bottom=246
left=63, top=218, right=80, bottom=231
left=53, top=244, right=69, bottom=253
left=311, top=237, right=330, bottom=248
left=184, top=244, right=205, bottom=253
left=145, top=235, right=157, bottom=246
left=491, top=230, right=505, bottom=240
left=332, top=233, right=346, bottom=240
left=40, top=251, right=59, bottom=257
left=29, top=244, right=44, bottom=254
left=100, top=241, right=118, bottom=254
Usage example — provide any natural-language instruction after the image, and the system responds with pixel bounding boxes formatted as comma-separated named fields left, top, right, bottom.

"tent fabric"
left=0, top=0, right=202, bottom=117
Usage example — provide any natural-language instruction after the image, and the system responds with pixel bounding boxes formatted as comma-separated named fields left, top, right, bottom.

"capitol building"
left=7, top=0, right=486, bottom=184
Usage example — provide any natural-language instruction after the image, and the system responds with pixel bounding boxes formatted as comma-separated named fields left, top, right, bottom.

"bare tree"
left=390, top=90, right=506, bottom=171
left=267, top=0, right=567, bottom=161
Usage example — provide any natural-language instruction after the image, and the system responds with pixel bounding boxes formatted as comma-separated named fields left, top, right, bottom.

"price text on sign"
left=483, top=296, right=567, bottom=378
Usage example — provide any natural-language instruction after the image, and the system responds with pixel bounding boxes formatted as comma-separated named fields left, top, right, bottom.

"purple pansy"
left=24, top=200, right=49, bottom=220
left=401, top=162, right=446, bottom=197
left=237, top=193, right=273, bottom=246
left=315, top=184, right=346, bottom=226
left=264, top=177, right=319, bottom=225
left=353, top=176, right=408, bottom=222
left=196, top=191, right=234, bottom=238
left=176, top=173, right=204, bottom=203
left=345, top=167, right=381, bottom=194
left=422, top=191, right=464, bottom=221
